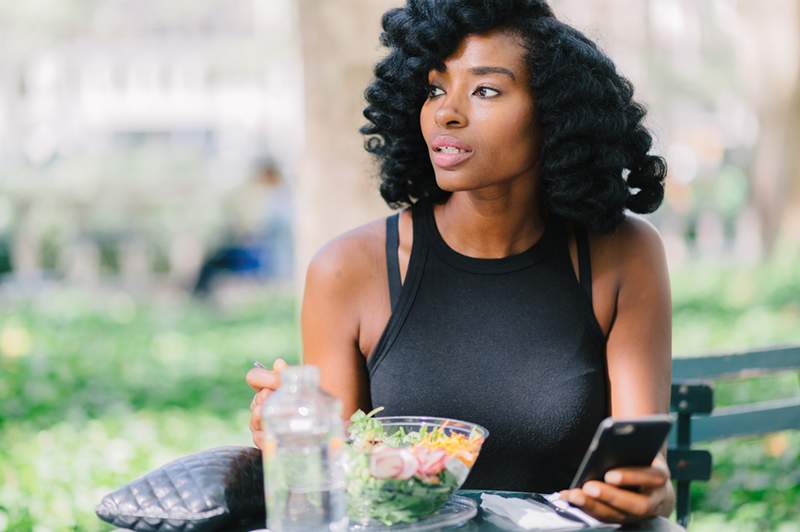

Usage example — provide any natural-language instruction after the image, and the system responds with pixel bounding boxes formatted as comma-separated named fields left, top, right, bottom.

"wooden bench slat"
left=667, top=344, right=800, bottom=527
left=689, top=397, right=800, bottom=442
left=673, top=345, right=800, bottom=380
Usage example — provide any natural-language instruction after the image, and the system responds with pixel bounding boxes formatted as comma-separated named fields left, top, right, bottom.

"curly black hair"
left=359, top=0, right=666, bottom=233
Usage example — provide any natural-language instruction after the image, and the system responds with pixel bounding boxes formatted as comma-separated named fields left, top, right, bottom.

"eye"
left=474, top=86, right=500, bottom=98
left=428, top=85, right=500, bottom=99
left=427, top=85, right=444, bottom=98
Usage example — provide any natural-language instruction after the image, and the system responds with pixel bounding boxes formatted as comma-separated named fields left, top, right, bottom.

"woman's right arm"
left=247, top=237, right=372, bottom=448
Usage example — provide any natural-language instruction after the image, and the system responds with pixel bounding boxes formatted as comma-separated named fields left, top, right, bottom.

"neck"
left=435, top=176, right=545, bottom=259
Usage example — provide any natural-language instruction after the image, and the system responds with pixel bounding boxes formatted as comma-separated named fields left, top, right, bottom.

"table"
left=244, top=490, right=686, bottom=531
left=445, top=490, right=686, bottom=531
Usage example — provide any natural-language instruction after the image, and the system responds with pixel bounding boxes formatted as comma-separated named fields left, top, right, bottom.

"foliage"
left=669, top=252, right=800, bottom=530
left=0, top=286, right=298, bottom=531
left=671, top=250, right=800, bottom=356
left=1, top=252, right=799, bottom=530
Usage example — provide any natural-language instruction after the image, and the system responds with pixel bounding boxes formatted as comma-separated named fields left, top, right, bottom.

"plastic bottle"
left=261, top=365, right=348, bottom=532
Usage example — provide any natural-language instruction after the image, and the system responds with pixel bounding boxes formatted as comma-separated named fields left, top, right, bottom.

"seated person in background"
left=193, top=159, right=293, bottom=295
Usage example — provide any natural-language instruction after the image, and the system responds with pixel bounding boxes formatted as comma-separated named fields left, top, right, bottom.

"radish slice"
left=414, top=447, right=447, bottom=476
left=369, top=446, right=417, bottom=480
left=396, top=449, right=418, bottom=479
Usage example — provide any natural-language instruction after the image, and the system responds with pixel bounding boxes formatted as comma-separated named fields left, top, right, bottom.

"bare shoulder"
left=304, top=214, right=390, bottom=297
left=589, top=212, right=668, bottom=285
left=609, top=212, right=665, bottom=262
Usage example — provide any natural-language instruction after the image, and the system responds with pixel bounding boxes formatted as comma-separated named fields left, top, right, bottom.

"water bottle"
left=261, top=365, right=348, bottom=532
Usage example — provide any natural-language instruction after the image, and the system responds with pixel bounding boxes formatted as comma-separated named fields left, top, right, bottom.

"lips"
left=432, top=149, right=474, bottom=169
left=431, top=134, right=474, bottom=169
left=432, top=134, right=473, bottom=152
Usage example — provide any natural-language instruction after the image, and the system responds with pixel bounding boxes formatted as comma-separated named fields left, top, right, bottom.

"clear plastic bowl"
left=345, top=415, right=489, bottom=527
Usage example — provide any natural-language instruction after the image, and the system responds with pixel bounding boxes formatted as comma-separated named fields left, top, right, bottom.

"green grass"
left=0, top=286, right=300, bottom=531
left=0, top=251, right=799, bottom=530
left=670, top=251, right=800, bottom=357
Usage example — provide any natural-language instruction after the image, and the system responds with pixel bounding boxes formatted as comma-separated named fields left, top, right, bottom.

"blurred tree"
left=784, top=46, right=800, bottom=240
left=737, top=0, right=800, bottom=255
left=294, top=0, right=395, bottom=293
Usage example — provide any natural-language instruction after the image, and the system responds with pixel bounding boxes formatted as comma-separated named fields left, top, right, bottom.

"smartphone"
left=569, top=414, right=673, bottom=489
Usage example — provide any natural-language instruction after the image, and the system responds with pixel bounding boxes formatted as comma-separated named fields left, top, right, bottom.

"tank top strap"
left=575, top=225, right=593, bottom=303
left=385, top=212, right=402, bottom=311
left=369, top=202, right=428, bottom=376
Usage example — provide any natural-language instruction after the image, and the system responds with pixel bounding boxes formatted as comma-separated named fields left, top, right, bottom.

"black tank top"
left=366, top=199, right=609, bottom=493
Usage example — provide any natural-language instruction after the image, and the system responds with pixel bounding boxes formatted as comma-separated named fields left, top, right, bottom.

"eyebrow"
left=432, top=65, right=517, bottom=82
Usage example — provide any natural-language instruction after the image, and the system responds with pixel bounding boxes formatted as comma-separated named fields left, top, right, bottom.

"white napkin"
left=480, top=492, right=622, bottom=530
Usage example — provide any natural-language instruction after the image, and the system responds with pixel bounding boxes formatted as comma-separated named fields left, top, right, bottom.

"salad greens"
left=344, top=407, right=484, bottom=526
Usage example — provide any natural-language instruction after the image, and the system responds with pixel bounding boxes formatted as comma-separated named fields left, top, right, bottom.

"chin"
left=433, top=171, right=484, bottom=192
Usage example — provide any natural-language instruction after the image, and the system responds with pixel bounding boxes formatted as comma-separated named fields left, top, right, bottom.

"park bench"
left=667, top=344, right=800, bottom=527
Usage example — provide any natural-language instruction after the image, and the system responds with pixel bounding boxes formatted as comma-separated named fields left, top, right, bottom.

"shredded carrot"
left=417, top=426, right=485, bottom=466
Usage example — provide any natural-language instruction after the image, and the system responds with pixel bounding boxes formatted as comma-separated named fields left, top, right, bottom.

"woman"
left=248, top=0, right=675, bottom=523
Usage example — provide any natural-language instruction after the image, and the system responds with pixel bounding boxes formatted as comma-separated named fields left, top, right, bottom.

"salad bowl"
left=344, top=407, right=489, bottom=527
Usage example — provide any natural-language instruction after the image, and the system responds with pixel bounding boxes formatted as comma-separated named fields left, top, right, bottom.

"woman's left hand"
left=558, top=456, right=675, bottom=524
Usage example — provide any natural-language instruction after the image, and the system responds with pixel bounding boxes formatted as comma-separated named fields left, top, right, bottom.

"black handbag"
left=95, top=446, right=266, bottom=531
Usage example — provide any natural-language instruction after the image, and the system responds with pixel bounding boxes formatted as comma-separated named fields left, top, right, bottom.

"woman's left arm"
left=560, top=215, right=676, bottom=523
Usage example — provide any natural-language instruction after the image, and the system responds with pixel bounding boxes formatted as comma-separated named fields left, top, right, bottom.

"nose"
left=434, top=97, right=467, bottom=128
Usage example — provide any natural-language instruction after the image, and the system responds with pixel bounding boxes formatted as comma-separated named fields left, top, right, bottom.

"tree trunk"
left=294, top=0, right=396, bottom=298
left=780, top=40, right=800, bottom=244
left=737, top=0, right=800, bottom=256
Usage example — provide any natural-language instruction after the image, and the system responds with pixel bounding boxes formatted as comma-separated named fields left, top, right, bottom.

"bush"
left=0, top=251, right=798, bottom=530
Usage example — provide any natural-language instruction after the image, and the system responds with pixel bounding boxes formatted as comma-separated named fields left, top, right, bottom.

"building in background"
left=0, top=0, right=798, bottom=298
left=0, top=0, right=303, bottom=290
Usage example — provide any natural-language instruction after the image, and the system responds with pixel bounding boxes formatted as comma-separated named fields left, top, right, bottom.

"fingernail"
left=569, top=492, right=585, bottom=505
left=583, top=484, right=600, bottom=497
left=253, top=361, right=266, bottom=369
left=605, top=471, right=622, bottom=484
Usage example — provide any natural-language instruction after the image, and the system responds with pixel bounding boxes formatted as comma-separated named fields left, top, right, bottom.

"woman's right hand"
left=246, top=358, right=289, bottom=449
